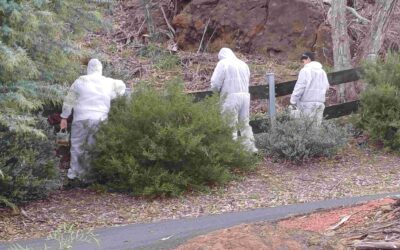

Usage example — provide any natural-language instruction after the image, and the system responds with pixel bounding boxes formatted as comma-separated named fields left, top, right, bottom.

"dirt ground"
left=1, top=141, right=400, bottom=242
left=175, top=198, right=398, bottom=250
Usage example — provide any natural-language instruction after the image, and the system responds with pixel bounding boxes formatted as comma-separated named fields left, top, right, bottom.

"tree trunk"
left=354, top=0, right=398, bottom=63
left=330, top=0, right=353, bottom=103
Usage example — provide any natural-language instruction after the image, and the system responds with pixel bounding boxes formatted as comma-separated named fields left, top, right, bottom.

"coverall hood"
left=218, top=48, right=237, bottom=61
left=304, top=61, right=323, bottom=69
left=87, top=58, right=103, bottom=75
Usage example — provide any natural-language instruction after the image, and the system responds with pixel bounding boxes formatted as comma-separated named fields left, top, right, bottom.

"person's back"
left=211, top=48, right=250, bottom=95
left=60, top=58, right=126, bottom=180
left=290, top=52, right=330, bottom=125
left=296, top=61, right=329, bottom=103
left=72, top=74, right=124, bottom=121
left=210, top=48, right=257, bottom=153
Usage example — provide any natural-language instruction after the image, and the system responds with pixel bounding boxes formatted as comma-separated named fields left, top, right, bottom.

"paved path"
left=2, top=192, right=399, bottom=250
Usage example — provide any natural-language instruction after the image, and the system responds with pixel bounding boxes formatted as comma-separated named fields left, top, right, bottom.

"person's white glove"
left=288, top=104, right=297, bottom=110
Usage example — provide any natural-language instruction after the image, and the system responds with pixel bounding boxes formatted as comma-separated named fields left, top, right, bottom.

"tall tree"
left=329, top=0, right=353, bottom=102
left=329, top=0, right=352, bottom=71
left=324, top=0, right=397, bottom=102
left=354, top=0, right=398, bottom=63
left=0, top=0, right=105, bottom=134
left=0, top=0, right=107, bottom=208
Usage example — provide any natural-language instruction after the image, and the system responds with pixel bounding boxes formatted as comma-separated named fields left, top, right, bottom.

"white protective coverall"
left=211, top=48, right=258, bottom=153
left=61, top=59, right=126, bottom=179
left=290, top=61, right=330, bottom=125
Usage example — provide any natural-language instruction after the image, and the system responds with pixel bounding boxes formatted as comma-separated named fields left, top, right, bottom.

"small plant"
left=154, top=54, right=180, bottom=70
left=138, top=43, right=181, bottom=70
left=137, top=43, right=164, bottom=59
left=286, top=62, right=302, bottom=71
left=8, top=244, right=33, bottom=250
left=87, top=79, right=257, bottom=197
left=256, top=111, right=348, bottom=163
left=48, top=224, right=99, bottom=250
left=8, top=224, right=99, bottom=250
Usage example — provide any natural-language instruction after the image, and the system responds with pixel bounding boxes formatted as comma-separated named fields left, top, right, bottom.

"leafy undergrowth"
left=1, top=140, right=400, bottom=242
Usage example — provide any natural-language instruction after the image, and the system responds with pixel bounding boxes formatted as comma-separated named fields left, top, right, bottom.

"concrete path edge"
left=1, top=191, right=399, bottom=250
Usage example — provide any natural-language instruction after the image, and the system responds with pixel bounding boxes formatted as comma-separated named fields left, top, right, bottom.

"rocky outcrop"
left=173, top=0, right=332, bottom=61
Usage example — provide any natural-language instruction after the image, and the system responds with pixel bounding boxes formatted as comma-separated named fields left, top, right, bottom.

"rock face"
left=173, top=0, right=331, bottom=61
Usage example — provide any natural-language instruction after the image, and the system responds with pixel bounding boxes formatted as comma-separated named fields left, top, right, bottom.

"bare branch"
left=197, top=18, right=210, bottom=54
left=323, top=0, right=332, bottom=5
left=159, top=4, right=175, bottom=35
left=323, top=0, right=370, bottom=24
left=346, top=6, right=370, bottom=24
left=355, top=241, right=400, bottom=250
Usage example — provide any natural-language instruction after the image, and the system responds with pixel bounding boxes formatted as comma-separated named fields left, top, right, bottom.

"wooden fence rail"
left=189, top=68, right=363, bottom=134
left=249, top=100, right=360, bottom=134
left=190, top=68, right=362, bottom=100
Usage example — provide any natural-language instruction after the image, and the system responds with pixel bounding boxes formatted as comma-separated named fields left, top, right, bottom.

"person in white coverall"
left=60, top=59, right=126, bottom=180
left=211, top=48, right=258, bottom=153
left=290, top=52, right=330, bottom=125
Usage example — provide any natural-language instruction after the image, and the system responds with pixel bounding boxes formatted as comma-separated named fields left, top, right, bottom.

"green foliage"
left=359, top=84, right=400, bottom=149
left=0, top=0, right=104, bottom=84
left=0, top=0, right=104, bottom=207
left=362, top=53, right=400, bottom=88
left=137, top=43, right=165, bottom=58
left=256, top=111, right=348, bottom=163
left=358, top=53, right=400, bottom=150
left=0, top=82, right=64, bottom=207
left=9, top=223, right=99, bottom=250
left=47, top=223, right=100, bottom=250
left=0, top=117, right=60, bottom=206
left=138, top=43, right=181, bottom=70
left=88, top=80, right=257, bottom=197
left=286, top=62, right=302, bottom=71
left=155, top=54, right=180, bottom=70
left=0, top=81, right=66, bottom=136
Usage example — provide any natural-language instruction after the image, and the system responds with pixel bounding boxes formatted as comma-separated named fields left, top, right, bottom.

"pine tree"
left=0, top=0, right=106, bottom=134
left=0, top=0, right=106, bottom=84
left=0, top=0, right=107, bottom=206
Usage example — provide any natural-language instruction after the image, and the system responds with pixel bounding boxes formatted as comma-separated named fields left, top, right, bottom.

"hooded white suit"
left=61, top=59, right=126, bottom=179
left=290, top=61, right=330, bottom=125
left=211, top=48, right=257, bottom=153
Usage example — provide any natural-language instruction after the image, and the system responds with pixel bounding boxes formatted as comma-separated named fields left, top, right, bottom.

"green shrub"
left=256, top=111, right=348, bottom=163
left=0, top=0, right=104, bottom=84
left=362, top=53, right=400, bottom=88
left=0, top=82, right=64, bottom=208
left=0, top=0, right=105, bottom=208
left=359, top=84, right=400, bottom=149
left=358, top=53, right=400, bottom=150
left=10, top=223, right=99, bottom=250
left=87, top=80, right=257, bottom=197
left=0, top=118, right=60, bottom=206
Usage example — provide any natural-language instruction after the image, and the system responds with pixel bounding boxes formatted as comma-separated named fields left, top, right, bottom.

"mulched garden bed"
left=1, top=141, right=399, bottom=242
left=176, top=197, right=400, bottom=250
